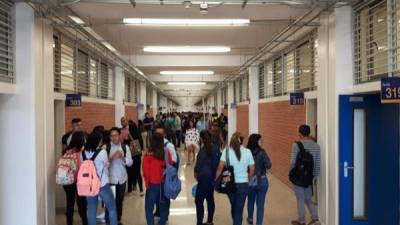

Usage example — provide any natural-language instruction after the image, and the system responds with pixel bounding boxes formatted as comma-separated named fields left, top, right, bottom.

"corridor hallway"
left=56, top=148, right=299, bottom=225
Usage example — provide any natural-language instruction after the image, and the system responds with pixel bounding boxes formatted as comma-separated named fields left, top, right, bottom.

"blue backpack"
left=163, top=142, right=181, bottom=200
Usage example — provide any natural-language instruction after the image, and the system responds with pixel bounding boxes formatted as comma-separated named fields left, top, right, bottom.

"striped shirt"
left=290, top=139, right=321, bottom=177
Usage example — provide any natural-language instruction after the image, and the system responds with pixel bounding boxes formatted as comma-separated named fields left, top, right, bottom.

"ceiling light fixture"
left=183, top=0, right=192, bottom=8
left=161, top=71, right=214, bottom=75
left=200, top=2, right=208, bottom=14
left=69, top=16, right=84, bottom=25
left=168, top=82, right=207, bottom=85
left=144, top=46, right=231, bottom=53
left=123, top=18, right=250, bottom=26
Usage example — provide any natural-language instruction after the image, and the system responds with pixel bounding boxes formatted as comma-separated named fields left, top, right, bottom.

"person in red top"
left=142, top=132, right=173, bottom=225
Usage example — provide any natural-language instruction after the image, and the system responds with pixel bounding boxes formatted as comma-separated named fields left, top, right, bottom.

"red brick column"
left=258, top=101, right=306, bottom=186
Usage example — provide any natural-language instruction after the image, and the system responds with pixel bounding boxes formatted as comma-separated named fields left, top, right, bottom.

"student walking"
left=290, top=125, right=321, bottom=225
left=185, top=120, right=199, bottom=165
left=106, top=127, right=133, bottom=225
left=142, top=133, right=174, bottom=225
left=62, top=118, right=83, bottom=152
left=194, top=130, right=220, bottom=225
left=81, top=131, right=118, bottom=225
left=246, top=134, right=272, bottom=225
left=216, top=132, right=255, bottom=225
left=127, top=120, right=144, bottom=196
left=59, top=131, right=88, bottom=225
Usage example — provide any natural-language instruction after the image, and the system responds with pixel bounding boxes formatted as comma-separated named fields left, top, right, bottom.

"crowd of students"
left=57, top=111, right=321, bottom=225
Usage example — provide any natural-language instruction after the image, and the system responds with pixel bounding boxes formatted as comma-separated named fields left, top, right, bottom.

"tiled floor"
left=56, top=148, right=299, bottom=225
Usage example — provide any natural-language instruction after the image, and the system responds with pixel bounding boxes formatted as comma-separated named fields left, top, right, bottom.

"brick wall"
left=258, top=101, right=306, bottom=186
left=125, top=105, right=138, bottom=123
left=236, top=104, right=249, bottom=144
left=65, top=102, right=115, bottom=132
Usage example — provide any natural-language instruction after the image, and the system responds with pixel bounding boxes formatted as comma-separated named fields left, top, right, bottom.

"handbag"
left=215, top=148, right=236, bottom=194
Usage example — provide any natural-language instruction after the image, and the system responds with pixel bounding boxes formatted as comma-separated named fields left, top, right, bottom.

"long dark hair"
left=149, top=133, right=164, bottom=160
left=247, top=133, right=262, bottom=153
left=210, top=127, right=221, bottom=147
left=66, top=131, right=86, bottom=153
left=230, top=132, right=242, bottom=161
left=128, top=120, right=140, bottom=139
left=200, top=130, right=212, bottom=155
left=85, top=132, right=103, bottom=152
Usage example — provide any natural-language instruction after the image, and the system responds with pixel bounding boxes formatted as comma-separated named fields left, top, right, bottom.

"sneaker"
left=308, top=219, right=320, bottom=225
left=154, top=216, right=160, bottom=224
left=291, top=221, right=306, bottom=225
left=247, top=218, right=253, bottom=225
left=140, top=191, right=144, bottom=197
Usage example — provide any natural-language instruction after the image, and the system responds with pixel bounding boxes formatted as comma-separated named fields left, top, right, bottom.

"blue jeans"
left=86, top=184, right=118, bottom=225
left=145, top=184, right=169, bottom=225
left=195, top=179, right=215, bottom=225
left=247, top=177, right=269, bottom=225
left=228, top=183, right=249, bottom=225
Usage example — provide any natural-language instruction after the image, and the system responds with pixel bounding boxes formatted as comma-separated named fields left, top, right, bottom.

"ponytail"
left=230, top=132, right=242, bottom=161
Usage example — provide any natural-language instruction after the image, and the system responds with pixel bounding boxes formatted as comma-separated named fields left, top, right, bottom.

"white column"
left=138, top=81, right=146, bottom=120
left=160, top=95, right=167, bottom=113
left=217, top=89, right=222, bottom=115
left=0, top=3, right=55, bottom=225
left=248, top=66, right=259, bottom=134
left=317, top=6, right=354, bottom=225
left=152, top=89, right=158, bottom=117
left=227, top=81, right=236, bottom=140
left=114, top=66, right=125, bottom=125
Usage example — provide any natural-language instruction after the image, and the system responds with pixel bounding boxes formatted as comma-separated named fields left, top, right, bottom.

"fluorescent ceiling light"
left=103, top=42, right=116, bottom=52
left=123, top=18, right=249, bottom=26
left=161, top=71, right=214, bottom=75
left=144, top=46, right=230, bottom=53
left=69, top=16, right=84, bottom=25
left=168, top=82, right=206, bottom=85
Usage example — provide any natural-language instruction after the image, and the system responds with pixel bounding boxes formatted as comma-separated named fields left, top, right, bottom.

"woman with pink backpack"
left=79, top=131, right=118, bottom=225
left=57, top=131, right=88, bottom=225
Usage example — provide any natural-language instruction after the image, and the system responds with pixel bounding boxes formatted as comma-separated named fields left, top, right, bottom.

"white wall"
left=0, top=3, right=55, bottom=225
left=248, top=66, right=259, bottom=134
left=114, top=66, right=125, bottom=124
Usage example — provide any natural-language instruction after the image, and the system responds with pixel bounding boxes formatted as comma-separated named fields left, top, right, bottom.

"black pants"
left=63, top=184, right=87, bottom=225
left=106, top=183, right=126, bottom=223
left=127, top=155, right=143, bottom=192
left=176, top=130, right=181, bottom=148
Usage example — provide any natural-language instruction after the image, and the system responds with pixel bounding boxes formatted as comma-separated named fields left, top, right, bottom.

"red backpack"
left=56, top=149, right=80, bottom=185
left=77, top=150, right=101, bottom=196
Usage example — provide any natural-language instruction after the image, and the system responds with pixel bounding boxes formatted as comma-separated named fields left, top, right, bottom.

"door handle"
left=344, top=161, right=355, bottom=178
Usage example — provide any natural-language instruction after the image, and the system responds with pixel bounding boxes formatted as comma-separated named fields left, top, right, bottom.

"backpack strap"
left=226, top=147, right=230, bottom=167
left=296, top=141, right=306, bottom=153
left=121, top=144, right=127, bottom=157
left=164, top=141, right=169, bottom=162
left=90, top=149, right=101, bottom=161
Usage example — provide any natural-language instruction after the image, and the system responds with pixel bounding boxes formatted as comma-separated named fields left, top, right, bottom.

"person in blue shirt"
left=216, top=132, right=255, bottom=225
left=194, top=130, right=221, bottom=225
left=246, top=134, right=272, bottom=225
left=196, top=115, right=207, bottom=132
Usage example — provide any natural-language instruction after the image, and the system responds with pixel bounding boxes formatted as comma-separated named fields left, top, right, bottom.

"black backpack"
left=289, top=142, right=314, bottom=187
left=106, top=143, right=127, bottom=157
left=215, top=148, right=236, bottom=194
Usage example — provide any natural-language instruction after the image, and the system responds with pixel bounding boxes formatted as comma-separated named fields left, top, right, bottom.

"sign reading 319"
left=381, top=77, right=400, bottom=103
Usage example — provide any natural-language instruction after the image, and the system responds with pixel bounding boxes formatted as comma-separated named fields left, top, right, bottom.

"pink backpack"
left=77, top=150, right=101, bottom=196
left=56, top=149, right=80, bottom=185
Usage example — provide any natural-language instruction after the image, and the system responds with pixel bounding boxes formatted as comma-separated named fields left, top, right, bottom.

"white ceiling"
left=68, top=1, right=310, bottom=105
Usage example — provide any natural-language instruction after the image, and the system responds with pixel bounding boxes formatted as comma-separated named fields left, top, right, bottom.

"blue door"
left=339, top=94, right=399, bottom=225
